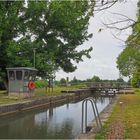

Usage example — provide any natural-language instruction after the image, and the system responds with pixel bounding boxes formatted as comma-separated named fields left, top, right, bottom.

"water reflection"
left=0, top=96, right=111, bottom=139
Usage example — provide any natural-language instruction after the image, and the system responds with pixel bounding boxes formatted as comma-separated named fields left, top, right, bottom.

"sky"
left=56, top=0, right=138, bottom=81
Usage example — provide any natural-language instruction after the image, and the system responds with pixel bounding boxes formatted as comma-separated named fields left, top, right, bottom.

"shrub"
left=35, top=80, right=48, bottom=88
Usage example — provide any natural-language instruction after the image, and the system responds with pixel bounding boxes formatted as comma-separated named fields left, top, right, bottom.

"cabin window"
left=29, top=71, right=37, bottom=80
left=32, top=71, right=36, bottom=80
left=24, top=71, right=29, bottom=80
left=29, top=71, right=33, bottom=80
left=9, top=71, right=15, bottom=80
left=16, top=71, right=22, bottom=80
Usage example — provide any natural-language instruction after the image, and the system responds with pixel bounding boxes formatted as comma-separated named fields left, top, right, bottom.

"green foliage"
left=0, top=1, right=95, bottom=81
left=91, top=75, right=101, bottom=82
left=116, top=78, right=124, bottom=83
left=59, top=78, right=67, bottom=86
left=131, top=74, right=139, bottom=88
left=127, top=1, right=140, bottom=47
left=0, top=1, right=25, bottom=81
left=35, top=80, right=48, bottom=88
left=117, top=46, right=140, bottom=77
left=117, top=2, right=140, bottom=87
left=70, top=76, right=80, bottom=84
left=131, top=68, right=140, bottom=88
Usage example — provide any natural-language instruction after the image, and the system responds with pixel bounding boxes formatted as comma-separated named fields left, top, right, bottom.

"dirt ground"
left=106, top=120, right=124, bottom=139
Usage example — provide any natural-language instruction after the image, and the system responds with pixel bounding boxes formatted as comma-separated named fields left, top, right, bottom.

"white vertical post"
left=33, top=48, right=36, bottom=68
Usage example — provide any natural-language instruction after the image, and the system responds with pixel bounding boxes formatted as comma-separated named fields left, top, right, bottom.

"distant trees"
left=86, top=76, right=101, bottom=82
left=60, top=78, right=67, bottom=86
left=91, top=76, right=101, bottom=82
left=116, top=78, right=124, bottom=83
left=70, top=76, right=81, bottom=84
left=55, top=75, right=126, bottom=87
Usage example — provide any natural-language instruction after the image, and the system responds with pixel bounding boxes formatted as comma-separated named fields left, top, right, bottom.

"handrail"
left=82, top=97, right=102, bottom=133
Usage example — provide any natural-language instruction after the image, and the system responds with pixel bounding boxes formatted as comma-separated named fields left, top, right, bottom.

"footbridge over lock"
left=61, top=82, right=133, bottom=97
left=89, top=82, right=132, bottom=96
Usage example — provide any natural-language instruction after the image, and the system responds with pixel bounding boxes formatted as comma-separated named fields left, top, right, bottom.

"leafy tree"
left=117, top=46, right=140, bottom=77
left=0, top=1, right=95, bottom=86
left=86, top=78, right=92, bottom=82
left=116, top=78, right=124, bottom=83
left=117, top=1, right=140, bottom=87
left=131, top=70, right=140, bottom=88
left=0, top=1, right=25, bottom=87
left=60, top=78, right=66, bottom=86
left=70, top=76, right=79, bottom=84
left=91, top=75, right=101, bottom=82
left=24, top=1, right=94, bottom=76
left=126, top=1, right=140, bottom=48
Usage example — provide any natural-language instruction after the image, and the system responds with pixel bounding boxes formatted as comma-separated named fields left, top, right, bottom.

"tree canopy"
left=117, top=1, right=140, bottom=87
left=117, top=46, right=140, bottom=77
left=0, top=1, right=95, bottom=81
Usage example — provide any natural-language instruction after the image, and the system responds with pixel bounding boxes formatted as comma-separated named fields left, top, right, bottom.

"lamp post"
left=33, top=48, right=37, bottom=68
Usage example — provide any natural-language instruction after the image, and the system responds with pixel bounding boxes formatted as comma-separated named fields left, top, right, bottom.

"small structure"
left=6, top=67, right=38, bottom=97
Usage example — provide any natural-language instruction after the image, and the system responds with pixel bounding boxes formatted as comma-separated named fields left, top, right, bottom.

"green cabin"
left=6, top=67, right=38, bottom=97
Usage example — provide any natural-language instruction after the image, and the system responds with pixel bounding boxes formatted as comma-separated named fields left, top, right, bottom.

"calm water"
left=0, top=97, right=111, bottom=139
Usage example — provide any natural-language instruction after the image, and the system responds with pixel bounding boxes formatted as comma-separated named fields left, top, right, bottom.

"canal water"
left=0, top=97, right=111, bottom=139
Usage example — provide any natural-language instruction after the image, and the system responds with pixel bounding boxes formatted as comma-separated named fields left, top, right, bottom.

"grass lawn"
left=0, top=90, right=20, bottom=104
left=35, top=86, right=78, bottom=96
left=95, top=88, right=140, bottom=139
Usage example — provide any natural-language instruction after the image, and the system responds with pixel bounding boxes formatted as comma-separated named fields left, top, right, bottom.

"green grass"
left=0, top=91, right=19, bottom=104
left=34, top=86, right=79, bottom=97
left=0, top=97, right=19, bottom=105
left=95, top=88, right=140, bottom=139
left=0, top=90, right=7, bottom=95
left=0, top=86, right=78, bottom=105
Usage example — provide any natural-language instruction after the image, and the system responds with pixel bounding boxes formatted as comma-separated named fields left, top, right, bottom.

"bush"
left=0, top=81, right=6, bottom=90
left=131, top=73, right=140, bottom=88
left=35, top=80, right=48, bottom=88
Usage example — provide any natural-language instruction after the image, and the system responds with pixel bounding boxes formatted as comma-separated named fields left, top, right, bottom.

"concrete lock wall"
left=0, top=91, right=91, bottom=116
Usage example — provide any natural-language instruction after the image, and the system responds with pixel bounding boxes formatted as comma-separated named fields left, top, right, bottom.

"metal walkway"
left=82, top=97, right=102, bottom=133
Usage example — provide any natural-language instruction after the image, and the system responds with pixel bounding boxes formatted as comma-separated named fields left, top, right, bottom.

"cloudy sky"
left=56, top=0, right=138, bottom=81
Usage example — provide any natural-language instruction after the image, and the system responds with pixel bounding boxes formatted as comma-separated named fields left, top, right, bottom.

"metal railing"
left=82, top=97, right=102, bottom=133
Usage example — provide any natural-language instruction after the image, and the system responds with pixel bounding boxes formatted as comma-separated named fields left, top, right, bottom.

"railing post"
left=93, top=99, right=102, bottom=128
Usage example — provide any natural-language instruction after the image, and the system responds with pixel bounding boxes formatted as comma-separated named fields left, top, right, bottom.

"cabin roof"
left=6, top=67, right=38, bottom=71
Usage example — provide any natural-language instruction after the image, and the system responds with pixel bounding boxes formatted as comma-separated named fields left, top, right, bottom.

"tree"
left=131, top=67, right=140, bottom=88
left=70, top=76, right=79, bottom=84
left=91, top=75, right=101, bottom=82
left=0, top=1, right=95, bottom=85
left=116, top=78, right=124, bottom=83
left=60, top=78, right=66, bottom=86
left=117, top=46, right=140, bottom=77
left=126, top=1, right=140, bottom=48
left=25, top=1, right=94, bottom=75
left=117, top=1, right=140, bottom=87
left=0, top=1, right=25, bottom=87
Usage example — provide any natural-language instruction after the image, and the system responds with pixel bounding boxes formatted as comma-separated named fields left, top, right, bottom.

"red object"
left=28, top=81, right=36, bottom=90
